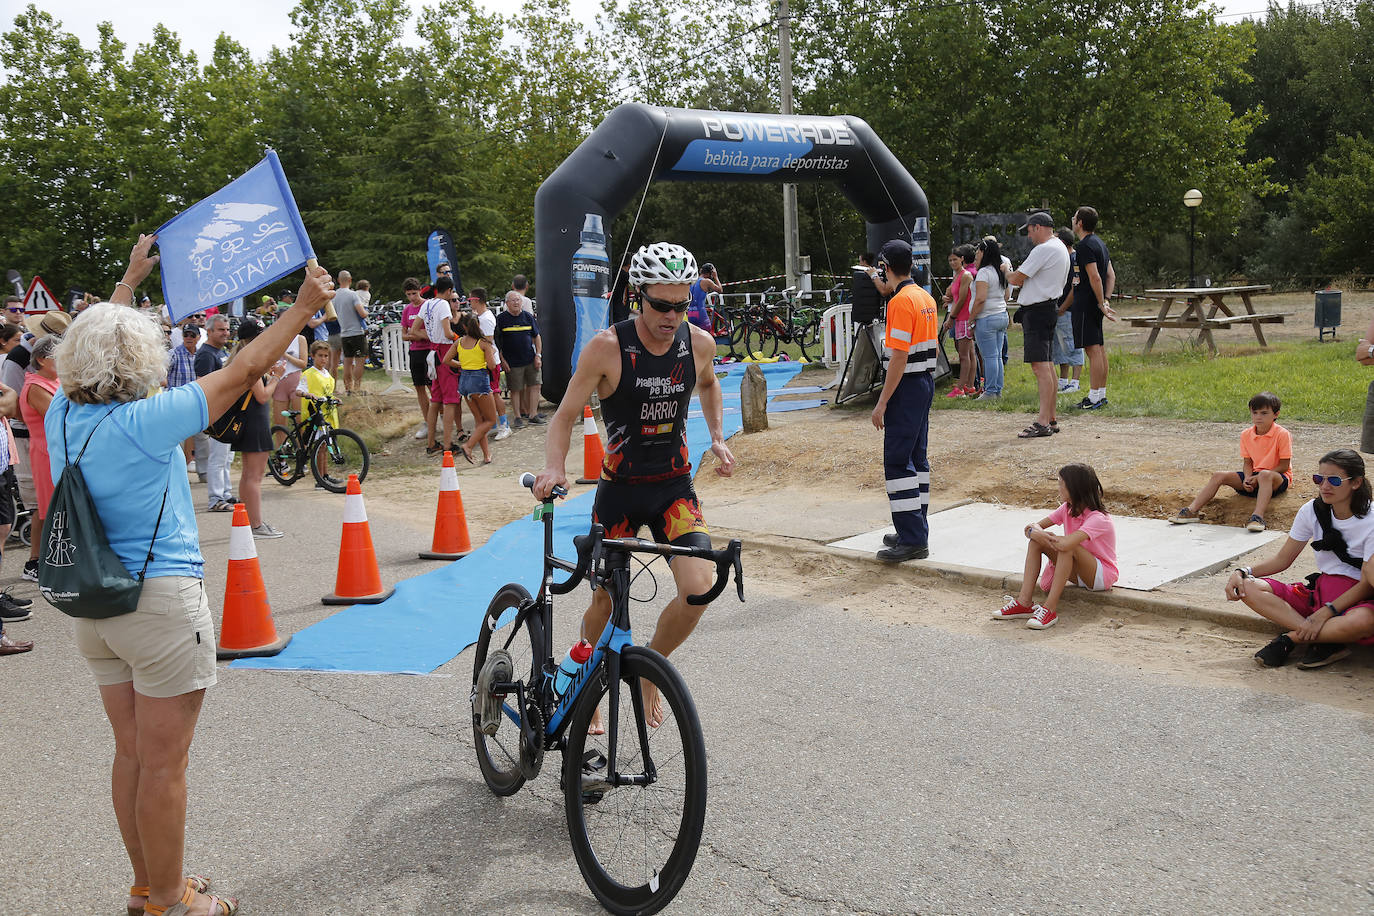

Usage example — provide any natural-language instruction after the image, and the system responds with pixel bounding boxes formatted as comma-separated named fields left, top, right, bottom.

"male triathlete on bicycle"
left=534, top=242, right=735, bottom=730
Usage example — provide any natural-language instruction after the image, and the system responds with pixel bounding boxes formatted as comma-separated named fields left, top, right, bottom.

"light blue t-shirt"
left=46, top=384, right=209, bottom=580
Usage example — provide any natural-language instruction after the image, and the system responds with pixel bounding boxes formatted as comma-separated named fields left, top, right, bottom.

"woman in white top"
left=1228, top=448, right=1374, bottom=668
left=968, top=237, right=1011, bottom=399
left=269, top=323, right=308, bottom=421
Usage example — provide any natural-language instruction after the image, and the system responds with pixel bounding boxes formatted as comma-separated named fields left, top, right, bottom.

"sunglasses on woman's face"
left=642, top=294, right=690, bottom=314
left=1313, top=474, right=1353, bottom=486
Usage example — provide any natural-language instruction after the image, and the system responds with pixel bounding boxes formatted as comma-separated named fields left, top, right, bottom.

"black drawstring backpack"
left=38, top=403, right=167, bottom=619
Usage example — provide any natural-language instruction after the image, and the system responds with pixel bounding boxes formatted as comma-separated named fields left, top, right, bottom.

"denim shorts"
left=459, top=368, right=491, bottom=398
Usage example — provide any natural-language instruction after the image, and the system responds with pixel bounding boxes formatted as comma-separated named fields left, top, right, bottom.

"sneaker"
left=21, top=559, right=38, bottom=583
left=1246, top=514, right=1266, bottom=533
left=974, top=392, right=1000, bottom=400
left=1026, top=605, right=1058, bottom=629
left=413, top=426, right=427, bottom=440
left=1078, top=396, right=1108, bottom=410
left=1297, top=643, right=1352, bottom=669
left=1254, top=633, right=1296, bottom=668
left=1056, top=378, right=1071, bottom=392
left=992, top=595, right=1034, bottom=620
left=528, top=414, right=548, bottom=425
left=251, top=523, right=284, bottom=539
left=1169, top=508, right=1199, bottom=525
left=512, top=416, right=527, bottom=430
left=186, top=460, right=197, bottom=474
left=945, top=387, right=965, bottom=399
left=493, top=426, right=512, bottom=441
left=0, top=588, right=33, bottom=610
left=1062, top=379, right=1080, bottom=393
left=0, top=595, right=31, bottom=622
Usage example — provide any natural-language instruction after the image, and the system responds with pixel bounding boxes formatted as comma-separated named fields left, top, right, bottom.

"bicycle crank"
left=520, top=700, right=546, bottom=780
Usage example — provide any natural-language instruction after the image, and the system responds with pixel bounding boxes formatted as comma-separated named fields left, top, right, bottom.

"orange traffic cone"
left=217, top=504, right=290, bottom=660
left=419, top=451, right=473, bottom=560
left=322, top=474, right=396, bottom=605
left=575, top=405, right=604, bottom=485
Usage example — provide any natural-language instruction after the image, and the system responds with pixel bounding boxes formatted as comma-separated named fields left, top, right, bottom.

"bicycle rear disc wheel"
left=268, top=425, right=302, bottom=485
left=311, top=428, right=369, bottom=493
left=563, top=646, right=706, bottom=916
left=471, top=584, right=542, bottom=796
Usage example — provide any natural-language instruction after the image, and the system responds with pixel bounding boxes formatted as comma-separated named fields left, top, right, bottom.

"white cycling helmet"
left=629, top=242, right=698, bottom=287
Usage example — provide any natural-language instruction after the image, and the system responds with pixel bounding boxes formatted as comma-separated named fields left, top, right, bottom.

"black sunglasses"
left=641, top=293, right=690, bottom=314
left=1313, top=474, right=1354, bottom=486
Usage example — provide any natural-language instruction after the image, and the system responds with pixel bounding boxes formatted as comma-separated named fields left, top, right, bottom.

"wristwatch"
left=1366, top=344, right=1374, bottom=359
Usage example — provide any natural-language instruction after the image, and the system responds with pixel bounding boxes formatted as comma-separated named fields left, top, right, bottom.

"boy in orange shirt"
left=1169, top=391, right=1292, bottom=532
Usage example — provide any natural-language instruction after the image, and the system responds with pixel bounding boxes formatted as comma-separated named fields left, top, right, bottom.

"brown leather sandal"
left=128, top=876, right=212, bottom=916
left=143, top=879, right=238, bottom=916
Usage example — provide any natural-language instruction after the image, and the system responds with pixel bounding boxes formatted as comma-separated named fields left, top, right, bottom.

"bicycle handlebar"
left=518, top=473, right=744, bottom=605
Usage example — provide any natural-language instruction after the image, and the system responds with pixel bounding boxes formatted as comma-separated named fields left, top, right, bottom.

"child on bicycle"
left=444, top=313, right=499, bottom=464
left=1168, top=391, right=1291, bottom=533
left=995, top=462, right=1119, bottom=630
left=296, top=341, right=339, bottom=430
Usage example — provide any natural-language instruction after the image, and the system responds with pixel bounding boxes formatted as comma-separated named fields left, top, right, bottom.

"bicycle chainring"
left=520, top=700, right=545, bottom=780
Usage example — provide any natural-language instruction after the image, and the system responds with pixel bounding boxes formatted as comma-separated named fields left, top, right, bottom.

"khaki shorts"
left=506, top=362, right=541, bottom=391
left=73, top=576, right=217, bottom=698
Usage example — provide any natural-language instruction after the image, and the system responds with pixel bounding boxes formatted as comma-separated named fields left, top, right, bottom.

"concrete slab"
left=828, top=502, right=1284, bottom=591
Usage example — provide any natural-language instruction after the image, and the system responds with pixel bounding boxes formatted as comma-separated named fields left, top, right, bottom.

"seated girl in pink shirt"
left=994, top=463, right=1119, bottom=630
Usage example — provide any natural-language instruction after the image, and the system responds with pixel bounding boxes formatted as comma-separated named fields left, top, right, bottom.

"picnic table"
left=1130, top=285, right=1282, bottom=354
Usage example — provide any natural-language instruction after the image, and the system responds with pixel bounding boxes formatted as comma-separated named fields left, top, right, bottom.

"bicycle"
left=267, top=397, right=370, bottom=493
left=744, top=287, right=822, bottom=360
left=470, top=473, right=745, bottom=915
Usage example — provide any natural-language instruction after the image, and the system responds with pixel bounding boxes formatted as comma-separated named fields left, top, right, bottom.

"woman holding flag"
left=51, top=232, right=334, bottom=916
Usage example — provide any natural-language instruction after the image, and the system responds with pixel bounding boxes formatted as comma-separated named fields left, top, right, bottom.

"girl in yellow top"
left=444, top=313, right=498, bottom=464
left=297, top=341, right=339, bottom=429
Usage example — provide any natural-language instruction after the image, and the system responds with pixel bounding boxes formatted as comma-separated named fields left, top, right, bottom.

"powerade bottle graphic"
left=571, top=213, right=611, bottom=373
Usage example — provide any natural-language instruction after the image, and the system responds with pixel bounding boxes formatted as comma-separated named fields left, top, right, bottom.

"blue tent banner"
left=156, top=150, right=314, bottom=322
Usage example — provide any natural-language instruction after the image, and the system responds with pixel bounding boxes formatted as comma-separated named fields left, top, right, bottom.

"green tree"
left=1295, top=133, right=1374, bottom=271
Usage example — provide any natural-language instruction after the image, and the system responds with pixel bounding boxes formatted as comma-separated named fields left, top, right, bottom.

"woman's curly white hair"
left=55, top=303, right=169, bottom=404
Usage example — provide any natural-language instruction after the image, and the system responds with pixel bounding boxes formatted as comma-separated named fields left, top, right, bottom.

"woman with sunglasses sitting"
left=1226, top=448, right=1374, bottom=669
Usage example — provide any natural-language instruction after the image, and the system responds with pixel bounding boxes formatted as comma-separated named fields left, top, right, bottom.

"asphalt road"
left=1, top=481, right=1371, bottom=915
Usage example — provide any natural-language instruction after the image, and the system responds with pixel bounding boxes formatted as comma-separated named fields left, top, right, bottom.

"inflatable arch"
left=534, top=103, right=930, bottom=402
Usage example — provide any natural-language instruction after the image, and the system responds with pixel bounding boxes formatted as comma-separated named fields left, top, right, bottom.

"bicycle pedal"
left=476, top=649, right=514, bottom=736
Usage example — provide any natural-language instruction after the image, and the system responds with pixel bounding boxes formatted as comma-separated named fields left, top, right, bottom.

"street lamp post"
left=1183, top=188, right=1203, bottom=287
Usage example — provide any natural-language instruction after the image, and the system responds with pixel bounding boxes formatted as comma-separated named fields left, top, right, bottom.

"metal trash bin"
left=1315, top=289, right=1341, bottom=341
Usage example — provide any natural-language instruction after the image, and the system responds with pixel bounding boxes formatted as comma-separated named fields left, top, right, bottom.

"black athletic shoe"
left=20, top=559, right=38, bottom=583
left=1297, top=643, right=1352, bottom=669
left=0, top=588, right=32, bottom=609
left=877, top=542, right=929, bottom=562
left=1254, top=634, right=1296, bottom=668
left=1078, top=396, right=1108, bottom=410
left=0, top=594, right=31, bottom=622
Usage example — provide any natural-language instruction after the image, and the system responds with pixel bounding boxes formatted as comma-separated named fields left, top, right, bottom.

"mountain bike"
left=471, top=474, right=745, bottom=915
left=267, top=397, right=369, bottom=493
left=744, top=287, right=822, bottom=360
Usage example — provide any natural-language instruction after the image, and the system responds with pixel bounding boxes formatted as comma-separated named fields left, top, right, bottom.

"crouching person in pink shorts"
left=994, top=463, right=1119, bottom=630
left=1228, top=448, right=1374, bottom=669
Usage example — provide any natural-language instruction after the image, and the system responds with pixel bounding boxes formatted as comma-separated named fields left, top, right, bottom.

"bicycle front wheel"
left=310, top=428, right=369, bottom=493
left=563, top=646, right=707, bottom=916
left=746, top=321, right=779, bottom=359
left=471, top=584, right=542, bottom=796
left=268, top=425, right=303, bottom=486
left=797, top=314, right=821, bottom=360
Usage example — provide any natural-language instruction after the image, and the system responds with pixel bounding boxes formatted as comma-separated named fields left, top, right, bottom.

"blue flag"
left=156, top=150, right=314, bottom=322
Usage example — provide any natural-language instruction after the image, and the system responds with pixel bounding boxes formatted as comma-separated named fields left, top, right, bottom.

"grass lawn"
left=934, top=334, right=1362, bottom=425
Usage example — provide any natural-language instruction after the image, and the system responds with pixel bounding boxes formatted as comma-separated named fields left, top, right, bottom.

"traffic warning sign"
left=21, top=276, right=59, bottom=313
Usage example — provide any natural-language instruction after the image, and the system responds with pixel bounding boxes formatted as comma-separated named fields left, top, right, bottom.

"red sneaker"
left=1026, top=605, right=1058, bottom=629
left=993, top=596, right=1034, bottom=620
left=945, top=387, right=965, bottom=398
